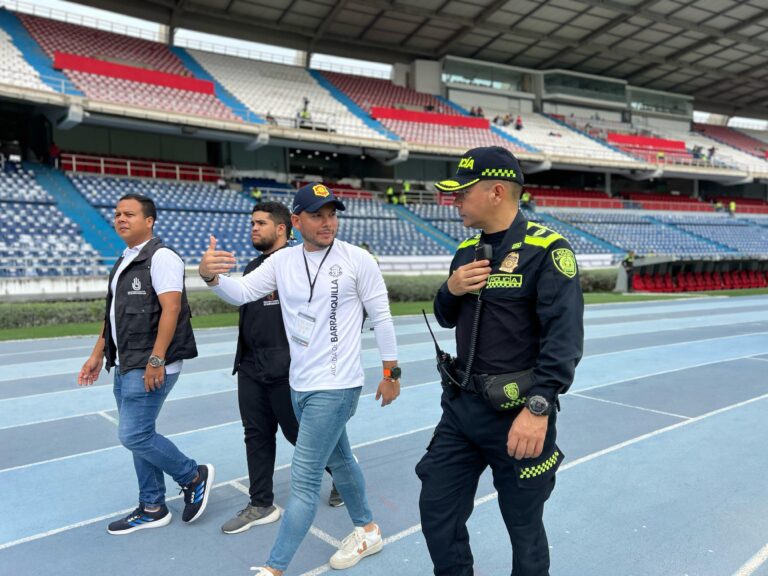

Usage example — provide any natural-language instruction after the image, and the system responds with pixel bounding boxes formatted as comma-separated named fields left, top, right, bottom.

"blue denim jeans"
left=267, top=387, right=373, bottom=571
left=113, top=368, right=198, bottom=506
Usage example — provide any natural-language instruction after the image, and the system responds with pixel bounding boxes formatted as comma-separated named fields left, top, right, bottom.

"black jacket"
left=434, top=211, right=584, bottom=402
left=104, top=237, right=197, bottom=374
left=232, top=249, right=291, bottom=383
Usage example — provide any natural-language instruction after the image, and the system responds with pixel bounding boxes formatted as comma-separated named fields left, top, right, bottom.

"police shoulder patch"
left=551, top=248, right=577, bottom=278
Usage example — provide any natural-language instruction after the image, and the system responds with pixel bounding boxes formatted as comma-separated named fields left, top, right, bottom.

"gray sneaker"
left=221, top=504, right=280, bottom=534
left=329, top=483, right=345, bottom=508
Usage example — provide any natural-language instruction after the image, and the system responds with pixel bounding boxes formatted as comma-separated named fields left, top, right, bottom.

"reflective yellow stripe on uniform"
left=524, top=222, right=564, bottom=249
left=457, top=234, right=481, bottom=250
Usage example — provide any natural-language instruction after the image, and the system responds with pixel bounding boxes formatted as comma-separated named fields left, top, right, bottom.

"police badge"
left=499, top=251, right=519, bottom=273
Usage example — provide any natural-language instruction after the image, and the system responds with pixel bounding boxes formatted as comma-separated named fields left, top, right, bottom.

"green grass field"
left=1, top=289, right=766, bottom=342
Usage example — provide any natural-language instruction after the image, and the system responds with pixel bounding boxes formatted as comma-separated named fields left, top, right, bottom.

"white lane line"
left=731, top=541, right=768, bottom=576
left=296, top=391, right=768, bottom=576
left=0, top=379, right=440, bottom=433
left=745, top=357, right=768, bottom=363
left=583, top=330, right=768, bottom=359
left=576, top=352, right=766, bottom=394
left=569, top=393, right=691, bottom=420
left=0, top=423, right=433, bottom=550
left=309, top=527, right=342, bottom=549
left=96, top=411, right=118, bottom=426
left=0, top=383, right=440, bottom=472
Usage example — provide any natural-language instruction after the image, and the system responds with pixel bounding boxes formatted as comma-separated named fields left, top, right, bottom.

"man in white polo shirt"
left=199, top=183, right=400, bottom=576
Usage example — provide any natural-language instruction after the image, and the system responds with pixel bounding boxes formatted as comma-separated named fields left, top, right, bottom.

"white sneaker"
left=329, top=524, right=383, bottom=570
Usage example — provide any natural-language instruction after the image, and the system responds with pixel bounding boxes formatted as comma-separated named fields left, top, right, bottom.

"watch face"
left=390, top=366, right=402, bottom=380
left=528, top=396, right=549, bottom=415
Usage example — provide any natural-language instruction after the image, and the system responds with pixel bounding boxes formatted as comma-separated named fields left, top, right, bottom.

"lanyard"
left=302, top=242, right=333, bottom=303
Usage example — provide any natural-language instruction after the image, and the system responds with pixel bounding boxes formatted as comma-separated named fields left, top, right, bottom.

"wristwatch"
left=526, top=395, right=552, bottom=416
left=383, top=366, right=401, bottom=380
left=148, top=355, right=166, bottom=368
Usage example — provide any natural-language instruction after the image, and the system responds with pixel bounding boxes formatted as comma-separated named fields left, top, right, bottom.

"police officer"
left=220, top=202, right=342, bottom=535
left=417, top=147, right=584, bottom=576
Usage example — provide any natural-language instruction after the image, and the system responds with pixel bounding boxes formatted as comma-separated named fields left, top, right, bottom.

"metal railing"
left=62, top=153, right=223, bottom=182
left=0, top=0, right=161, bottom=41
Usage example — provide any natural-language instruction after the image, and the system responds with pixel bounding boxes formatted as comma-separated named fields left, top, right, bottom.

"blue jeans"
left=267, top=387, right=373, bottom=571
left=113, top=369, right=198, bottom=506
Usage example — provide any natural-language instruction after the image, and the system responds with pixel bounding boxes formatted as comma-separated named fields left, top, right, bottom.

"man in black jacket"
left=221, top=201, right=341, bottom=535
left=78, top=193, right=213, bottom=534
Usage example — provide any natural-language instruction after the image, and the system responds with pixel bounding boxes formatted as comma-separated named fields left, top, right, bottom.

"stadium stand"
left=495, top=113, right=632, bottom=163
left=654, top=213, right=768, bottom=254
left=61, top=153, right=223, bottom=183
left=186, top=50, right=386, bottom=140
left=552, top=210, right=732, bottom=256
left=321, top=71, right=456, bottom=115
left=318, top=71, right=522, bottom=149
left=0, top=28, right=53, bottom=92
left=18, top=13, right=241, bottom=121
left=0, top=165, right=106, bottom=277
left=619, top=192, right=707, bottom=212
left=379, top=119, right=523, bottom=150
left=525, top=186, right=624, bottom=210
left=693, top=124, right=768, bottom=160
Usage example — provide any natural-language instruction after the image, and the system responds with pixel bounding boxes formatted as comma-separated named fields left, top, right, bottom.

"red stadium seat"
left=632, top=274, right=645, bottom=291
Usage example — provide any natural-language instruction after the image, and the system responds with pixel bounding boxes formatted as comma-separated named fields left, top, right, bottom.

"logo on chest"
left=127, top=276, right=147, bottom=296
left=329, top=265, right=342, bottom=278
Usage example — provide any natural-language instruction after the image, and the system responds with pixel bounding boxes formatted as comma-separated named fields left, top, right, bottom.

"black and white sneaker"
left=107, top=504, right=172, bottom=535
left=181, top=463, right=215, bottom=523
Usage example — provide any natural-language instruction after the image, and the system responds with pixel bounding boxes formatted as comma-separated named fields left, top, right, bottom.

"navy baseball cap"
left=292, top=183, right=346, bottom=214
left=435, top=146, right=524, bottom=192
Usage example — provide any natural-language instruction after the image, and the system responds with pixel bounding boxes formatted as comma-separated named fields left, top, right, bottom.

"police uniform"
left=416, top=147, right=584, bottom=576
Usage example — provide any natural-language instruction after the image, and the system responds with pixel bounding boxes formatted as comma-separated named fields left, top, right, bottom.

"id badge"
left=291, top=311, right=316, bottom=347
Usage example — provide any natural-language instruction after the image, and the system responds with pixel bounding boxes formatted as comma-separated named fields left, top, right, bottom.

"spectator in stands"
left=548, top=131, right=562, bottom=137
left=714, top=200, right=724, bottom=213
left=503, top=114, right=512, bottom=127
left=221, top=201, right=343, bottom=535
left=386, top=184, right=395, bottom=204
left=476, top=106, right=485, bottom=118
left=729, top=200, right=737, bottom=216
left=266, top=112, right=277, bottom=125
left=708, top=146, right=716, bottom=161
left=399, top=189, right=408, bottom=206
left=622, top=250, right=636, bottom=286
left=493, top=115, right=502, bottom=125
left=78, top=193, right=213, bottom=535
left=199, top=183, right=401, bottom=576
left=469, top=107, right=477, bottom=117
left=692, top=146, right=702, bottom=160
left=521, top=189, right=535, bottom=211
left=403, top=180, right=411, bottom=196
left=515, top=115, right=523, bottom=130
left=656, top=150, right=666, bottom=163
left=298, top=97, right=312, bottom=128
left=48, top=141, right=61, bottom=168
left=251, top=188, right=263, bottom=202
left=217, top=177, right=228, bottom=191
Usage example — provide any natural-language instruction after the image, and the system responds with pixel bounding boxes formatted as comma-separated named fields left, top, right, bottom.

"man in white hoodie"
left=199, top=183, right=401, bottom=576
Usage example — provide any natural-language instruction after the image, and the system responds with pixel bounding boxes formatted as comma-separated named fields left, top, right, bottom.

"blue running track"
left=1, top=296, right=768, bottom=576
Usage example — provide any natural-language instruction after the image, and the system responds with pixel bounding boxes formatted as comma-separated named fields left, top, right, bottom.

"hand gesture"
left=78, top=353, right=103, bottom=386
left=199, top=235, right=236, bottom=279
left=446, top=259, right=491, bottom=296
left=375, top=378, right=400, bottom=407
left=507, top=409, right=548, bottom=460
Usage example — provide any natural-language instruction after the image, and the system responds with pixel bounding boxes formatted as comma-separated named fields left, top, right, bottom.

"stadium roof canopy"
left=70, top=0, right=768, bottom=118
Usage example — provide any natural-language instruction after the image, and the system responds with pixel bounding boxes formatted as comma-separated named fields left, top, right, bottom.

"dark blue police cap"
left=292, top=183, right=346, bottom=214
left=435, top=146, right=524, bottom=193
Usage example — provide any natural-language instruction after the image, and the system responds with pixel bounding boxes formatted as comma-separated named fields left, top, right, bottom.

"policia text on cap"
left=416, top=146, right=584, bottom=576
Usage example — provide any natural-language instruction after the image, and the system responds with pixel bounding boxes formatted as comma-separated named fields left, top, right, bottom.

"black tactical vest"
left=103, top=237, right=198, bottom=373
